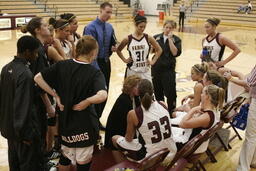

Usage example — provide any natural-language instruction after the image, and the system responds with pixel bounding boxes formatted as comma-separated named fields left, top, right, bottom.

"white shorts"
left=116, top=137, right=146, bottom=161
left=61, top=145, right=94, bottom=163
left=126, top=67, right=152, bottom=82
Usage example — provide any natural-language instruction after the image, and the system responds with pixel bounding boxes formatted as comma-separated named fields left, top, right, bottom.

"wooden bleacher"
left=0, top=0, right=132, bottom=22
left=171, top=0, right=256, bottom=27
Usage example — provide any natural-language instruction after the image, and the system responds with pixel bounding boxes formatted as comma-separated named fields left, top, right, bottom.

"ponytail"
left=205, top=85, right=225, bottom=109
left=217, top=87, right=225, bottom=109
left=141, top=92, right=153, bottom=110
left=138, top=79, right=154, bottom=111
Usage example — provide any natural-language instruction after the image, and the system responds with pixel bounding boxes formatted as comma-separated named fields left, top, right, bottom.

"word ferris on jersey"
left=62, top=132, right=89, bottom=144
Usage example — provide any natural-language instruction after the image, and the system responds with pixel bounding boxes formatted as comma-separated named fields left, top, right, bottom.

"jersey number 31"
left=147, top=116, right=171, bottom=144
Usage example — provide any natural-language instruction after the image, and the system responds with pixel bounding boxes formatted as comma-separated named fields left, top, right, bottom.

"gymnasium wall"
left=130, top=0, right=174, bottom=15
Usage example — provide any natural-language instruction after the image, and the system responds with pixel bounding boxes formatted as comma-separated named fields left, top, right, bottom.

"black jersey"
left=104, top=93, right=133, bottom=149
left=152, top=33, right=182, bottom=74
left=41, top=59, right=107, bottom=147
left=0, top=57, right=39, bottom=141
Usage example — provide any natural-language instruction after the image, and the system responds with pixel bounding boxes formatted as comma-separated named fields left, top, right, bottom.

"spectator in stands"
left=60, top=13, right=80, bottom=45
left=104, top=75, right=141, bottom=149
left=237, top=5, right=247, bottom=13
left=0, top=10, right=3, bottom=16
left=246, top=1, right=253, bottom=14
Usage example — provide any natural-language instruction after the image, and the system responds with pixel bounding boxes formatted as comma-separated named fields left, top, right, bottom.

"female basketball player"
left=105, top=75, right=141, bottom=149
left=116, top=15, right=162, bottom=81
left=201, top=17, right=240, bottom=67
left=152, top=20, right=182, bottom=113
left=44, top=25, right=65, bottom=64
left=49, top=18, right=75, bottom=59
left=21, top=17, right=56, bottom=168
left=203, top=70, right=228, bottom=90
left=177, top=63, right=209, bottom=113
left=174, top=84, right=225, bottom=151
left=112, top=79, right=177, bottom=164
left=60, top=13, right=80, bottom=45
left=34, top=36, right=107, bottom=171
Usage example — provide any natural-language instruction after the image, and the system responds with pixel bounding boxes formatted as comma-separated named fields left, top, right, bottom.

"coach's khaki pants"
left=237, top=98, right=256, bottom=171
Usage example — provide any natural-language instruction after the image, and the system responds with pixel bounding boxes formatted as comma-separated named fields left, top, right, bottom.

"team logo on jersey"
left=8, top=69, right=12, bottom=73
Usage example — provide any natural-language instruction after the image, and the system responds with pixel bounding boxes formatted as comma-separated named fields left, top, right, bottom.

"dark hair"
left=17, top=35, right=40, bottom=54
left=20, top=17, right=43, bottom=37
left=49, top=18, right=69, bottom=30
left=164, top=20, right=177, bottom=29
left=60, top=13, right=76, bottom=23
left=205, top=70, right=228, bottom=90
left=206, top=17, right=221, bottom=26
left=134, top=14, right=147, bottom=26
left=100, top=2, right=113, bottom=9
left=138, top=79, right=154, bottom=110
left=76, top=35, right=98, bottom=57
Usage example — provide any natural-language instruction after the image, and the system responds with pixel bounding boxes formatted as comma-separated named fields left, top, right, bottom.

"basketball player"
left=153, top=20, right=182, bottom=113
left=178, top=63, right=209, bottom=113
left=21, top=17, right=56, bottom=168
left=112, top=79, right=177, bottom=164
left=34, top=36, right=107, bottom=171
left=201, top=17, right=240, bottom=67
left=60, top=13, right=80, bottom=45
left=49, top=18, right=74, bottom=59
left=173, top=85, right=225, bottom=152
left=116, top=15, right=162, bottom=81
left=0, top=36, right=42, bottom=171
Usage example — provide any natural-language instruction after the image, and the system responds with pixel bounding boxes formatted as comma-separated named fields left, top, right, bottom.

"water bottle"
left=201, top=47, right=209, bottom=62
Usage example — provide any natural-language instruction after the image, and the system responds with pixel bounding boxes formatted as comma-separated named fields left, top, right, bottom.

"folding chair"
left=221, top=96, right=246, bottom=147
left=165, top=122, right=224, bottom=171
left=167, top=122, right=223, bottom=171
left=105, top=148, right=170, bottom=171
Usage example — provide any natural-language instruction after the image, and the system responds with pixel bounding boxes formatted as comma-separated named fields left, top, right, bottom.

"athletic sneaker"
left=45, top=161, right=57, bottom=171
left=46, top=149, right=61, bottom=160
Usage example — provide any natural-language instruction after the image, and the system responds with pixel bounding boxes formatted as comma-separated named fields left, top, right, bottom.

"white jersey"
left=127, top=34, right=151, bottom=73
left=202, top=33, right=225, bottom=62
left=195, top=109, right=220, bottom=153
left=61, top=40, right=73, bottom=59
left=135, top=101, right=177, bottom=162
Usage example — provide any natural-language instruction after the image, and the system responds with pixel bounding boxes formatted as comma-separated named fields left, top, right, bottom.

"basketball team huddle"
left=1, top=1, right=256, bottom=171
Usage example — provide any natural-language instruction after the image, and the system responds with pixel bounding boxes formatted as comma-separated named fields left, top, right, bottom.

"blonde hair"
left=76, top=36, right=98, bottom=57
left=192, top=62, right=209, bottom=76
left=122, top=75, right=141, bottom=94
left=205, top=84, right=225, bottom=109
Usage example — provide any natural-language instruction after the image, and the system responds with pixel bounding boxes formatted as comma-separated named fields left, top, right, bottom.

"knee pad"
left=59, top=154, right=71, bottom=166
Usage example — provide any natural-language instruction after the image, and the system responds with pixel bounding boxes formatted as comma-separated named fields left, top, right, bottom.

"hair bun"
left=20, top=25, right=28, bottom=33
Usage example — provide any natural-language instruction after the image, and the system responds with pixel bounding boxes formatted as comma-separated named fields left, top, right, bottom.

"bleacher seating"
left=171, top=0, right=256, bottom=27
left=0, top=0, right=132, bottom=22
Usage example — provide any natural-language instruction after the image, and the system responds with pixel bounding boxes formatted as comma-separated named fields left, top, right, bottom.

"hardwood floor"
left=0, top=17, right=255, bottom=171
